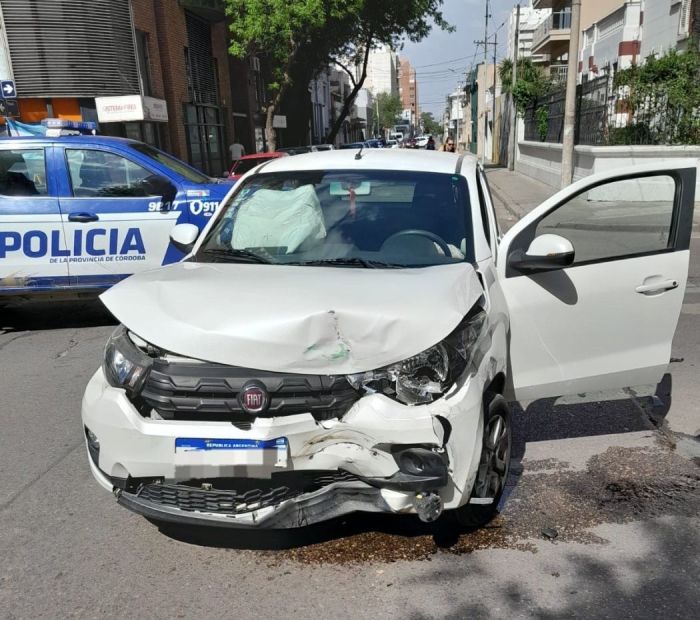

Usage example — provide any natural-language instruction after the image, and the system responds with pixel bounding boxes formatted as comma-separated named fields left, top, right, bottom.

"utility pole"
left=482, top=0, right=490, bottom=165
left=561, top=0, right=582, bottom=188
left=492, top=29, right=497, bottom=163
left=508, top=4, right=520, bottom=171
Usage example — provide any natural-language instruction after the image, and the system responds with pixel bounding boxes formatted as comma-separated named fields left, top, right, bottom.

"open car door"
left=498, top=161, right=696, bottom=401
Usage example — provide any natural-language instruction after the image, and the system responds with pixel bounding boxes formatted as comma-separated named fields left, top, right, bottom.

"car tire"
left=451, top=393, right=512, bottom=528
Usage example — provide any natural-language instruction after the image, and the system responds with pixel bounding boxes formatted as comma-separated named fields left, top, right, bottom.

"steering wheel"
left=381, top=229, right=452, bottom=257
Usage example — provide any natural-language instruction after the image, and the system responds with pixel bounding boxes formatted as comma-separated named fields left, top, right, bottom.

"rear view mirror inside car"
left=329, top=181, right=371, bottom=196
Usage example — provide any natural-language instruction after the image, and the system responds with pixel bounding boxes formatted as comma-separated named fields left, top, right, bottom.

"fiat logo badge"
left=238, top=381, right=269, bottom=414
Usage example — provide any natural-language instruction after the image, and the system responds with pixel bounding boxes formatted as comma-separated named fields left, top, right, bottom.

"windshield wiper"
left=291, top=257, right=404, bottom=269
left=199, top=248, right=271, bottom=264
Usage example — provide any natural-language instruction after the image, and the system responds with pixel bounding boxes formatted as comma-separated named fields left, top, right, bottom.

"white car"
left=82, top=149, right=696, bottom=529
left=386, top=139, right=399, bottom=149
left=415, top=136, right=429, bottom=148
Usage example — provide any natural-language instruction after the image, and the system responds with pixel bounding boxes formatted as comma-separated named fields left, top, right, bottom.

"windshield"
left=197, top=169, right=474, bottom=268
left=129, top=143, right=211, bottom=184
left=233, top=157, right=274, bottom=176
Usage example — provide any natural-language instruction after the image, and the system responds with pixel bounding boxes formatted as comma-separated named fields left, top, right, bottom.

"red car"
left=228, top=152, right=288, bottom=182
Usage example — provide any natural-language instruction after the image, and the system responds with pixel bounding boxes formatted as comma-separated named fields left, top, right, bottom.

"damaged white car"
left=82, top=149, right=696, bottom=529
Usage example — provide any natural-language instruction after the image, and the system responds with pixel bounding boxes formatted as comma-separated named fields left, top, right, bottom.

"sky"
left=400, top=0, right=519, bottom=119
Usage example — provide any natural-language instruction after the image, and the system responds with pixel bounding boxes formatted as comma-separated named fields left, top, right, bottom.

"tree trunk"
left=327, top=36, right=373, bottom=144
left=265, top=104, right=277, bottom=152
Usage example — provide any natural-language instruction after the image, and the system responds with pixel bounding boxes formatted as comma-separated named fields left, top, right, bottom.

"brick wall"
left=211, top=20, right=234, bottom=149
left=130, top=0, right=189, bottom=159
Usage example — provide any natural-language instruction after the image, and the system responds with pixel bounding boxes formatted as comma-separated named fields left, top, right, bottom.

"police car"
left=0, top=129, right=233, bottom=300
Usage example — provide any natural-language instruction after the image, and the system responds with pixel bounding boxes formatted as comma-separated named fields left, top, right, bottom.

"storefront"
left=95, top=95, right=169, bottom=148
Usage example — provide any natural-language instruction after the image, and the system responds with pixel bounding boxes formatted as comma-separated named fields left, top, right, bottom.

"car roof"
left=259, top=147, right=477, bottom=176
left=0, top=135, right=143, bottom=148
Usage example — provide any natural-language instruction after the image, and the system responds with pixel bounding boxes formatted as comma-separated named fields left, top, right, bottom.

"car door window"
left=65, top=149, right=154, bottom=198
left=0, top=149, right=47, bottom=197
left=534, top=174, right=676, bottom=265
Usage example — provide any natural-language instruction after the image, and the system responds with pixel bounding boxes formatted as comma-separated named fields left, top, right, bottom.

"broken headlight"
left=103, top=325, right=155, bottom=395
left=347, top=304, right=489, bottom=405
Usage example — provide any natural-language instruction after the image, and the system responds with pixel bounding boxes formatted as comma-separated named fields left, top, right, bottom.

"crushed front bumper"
left=82, top=361, right=491, bottom=527
left=116, top=482, right=388, bottom=529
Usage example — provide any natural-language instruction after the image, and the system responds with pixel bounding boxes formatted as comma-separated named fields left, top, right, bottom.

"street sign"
left=0, top=98, right=19, bottom=117
left=0, top=80, right=16, bottom=99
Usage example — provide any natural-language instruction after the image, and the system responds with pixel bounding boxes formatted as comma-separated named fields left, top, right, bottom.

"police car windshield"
left=198, top=169, right=474, bottom=268
left=129, top=144, right=211, bottom=184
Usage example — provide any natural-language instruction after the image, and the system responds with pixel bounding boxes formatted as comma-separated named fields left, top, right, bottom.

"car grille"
left=139, top=359, right=360, bottom=423
left=136, top=470, right=361, bottom=515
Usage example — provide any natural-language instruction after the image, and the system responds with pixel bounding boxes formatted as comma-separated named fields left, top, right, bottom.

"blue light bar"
left=41, top=118, right=99, bottom=131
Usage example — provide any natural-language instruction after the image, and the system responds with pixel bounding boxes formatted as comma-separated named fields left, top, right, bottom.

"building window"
left=184, top=103, right=226, bottom=176
left=135, top=30, right=152, bottom=96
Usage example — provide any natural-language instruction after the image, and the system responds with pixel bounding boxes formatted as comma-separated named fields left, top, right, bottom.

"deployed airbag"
left=232, top=185, right=326, bottom=253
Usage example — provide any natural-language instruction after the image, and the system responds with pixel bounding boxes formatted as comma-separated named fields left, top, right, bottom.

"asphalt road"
left=1, top=172, right=699, bottom=619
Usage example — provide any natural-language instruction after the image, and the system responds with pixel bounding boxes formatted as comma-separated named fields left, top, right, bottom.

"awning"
left=95, top=95, right=168, bottom=123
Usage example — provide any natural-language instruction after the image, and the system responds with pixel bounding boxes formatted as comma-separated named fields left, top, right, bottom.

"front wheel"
left=452, top=393, right=512, bottom=528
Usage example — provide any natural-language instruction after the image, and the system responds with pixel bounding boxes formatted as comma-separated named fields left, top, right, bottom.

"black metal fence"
left=524, top=71, right=699, bottom=146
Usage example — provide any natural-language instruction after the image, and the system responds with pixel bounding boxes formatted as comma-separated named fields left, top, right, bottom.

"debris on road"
left=260, top=444, right=699, bottom=565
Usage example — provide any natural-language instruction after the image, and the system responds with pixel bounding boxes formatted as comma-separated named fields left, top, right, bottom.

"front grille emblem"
left=238, top=381, right=269, bottom=415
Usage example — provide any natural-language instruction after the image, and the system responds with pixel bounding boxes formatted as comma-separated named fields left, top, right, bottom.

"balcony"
left=532, top=10, right=572, bottom=56
left=549, top=64, right=568, bottom=85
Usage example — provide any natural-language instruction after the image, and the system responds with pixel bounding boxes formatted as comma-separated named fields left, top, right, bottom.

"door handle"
left=635, top=279, right=678, bottom=295
left=68, top=212, right=99, bottom=223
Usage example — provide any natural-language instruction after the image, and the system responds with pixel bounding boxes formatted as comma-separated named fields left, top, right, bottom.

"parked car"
left=365, top=139, right=383, bottom=148
left=402, top=137, right=417, bottom=149
left=83, top=149, right=696, bottom=530
left=415, top=136, right=429, bottom=149
left=386, top=139, right=399, bottom=149
left=0, top=134, right=233, bottom=302
left=228, top=152, right=287, bottom=182
left=278, top=145, right=335, bottom=156
left=338, top=141, right=369, bottom=150
left=277, top=146, right=312, bottom=156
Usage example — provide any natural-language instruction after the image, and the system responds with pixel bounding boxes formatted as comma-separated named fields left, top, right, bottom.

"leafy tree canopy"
left=376, top=92, right=403, bottom=132
left=499, top=57, right=552, bottom=115
left=420, top=111, right=441, bottom=136
left=225, top=0, right=451, bottom=149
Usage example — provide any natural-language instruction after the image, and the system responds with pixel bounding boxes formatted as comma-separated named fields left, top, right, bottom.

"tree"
left=376, top=93, right=402, bottom=134
left=325, top=1, right=452, bottom=143
left=499, top=57, right=552, bottom=115
left=612, top=48, right=700, bottom=145
left=226, top=0, right=363, bottom=151
left=420, top=111, right=441, bottom=136
left=225, top=0, right=451, bottom=150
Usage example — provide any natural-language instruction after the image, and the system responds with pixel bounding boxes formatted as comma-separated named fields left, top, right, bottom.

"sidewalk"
left=484, top=168, right=554, bottom=231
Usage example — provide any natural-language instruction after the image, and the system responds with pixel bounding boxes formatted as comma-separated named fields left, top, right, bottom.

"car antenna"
left=354, top=143, right=364, bottom=160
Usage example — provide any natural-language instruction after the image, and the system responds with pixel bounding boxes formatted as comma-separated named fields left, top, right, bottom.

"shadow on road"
left=0, top=300, right=116, bottom=332
left=153, top=510, right=467, bottom=552
left=402, top=517, right=700, bottom=618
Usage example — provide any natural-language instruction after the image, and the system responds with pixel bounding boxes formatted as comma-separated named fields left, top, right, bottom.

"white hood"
left=100, top=261, right=482, bottom=374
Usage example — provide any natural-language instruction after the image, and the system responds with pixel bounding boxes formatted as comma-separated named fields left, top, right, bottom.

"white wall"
left=640, top=0, right=686, bottom=58
left=516, top=140, right=700, bottom=198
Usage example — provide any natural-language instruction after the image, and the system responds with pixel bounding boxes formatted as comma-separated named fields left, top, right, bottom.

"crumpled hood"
left=100, top=261, right=482, bottom=374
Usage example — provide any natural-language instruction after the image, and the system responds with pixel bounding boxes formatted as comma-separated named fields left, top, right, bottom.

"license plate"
left=175, top=437, right=288, bottom=467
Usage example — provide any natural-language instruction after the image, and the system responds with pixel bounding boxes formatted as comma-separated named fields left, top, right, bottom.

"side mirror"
left=170, top=223, right=200, bottom=254
left=508, top=234, right=575, bottom=273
